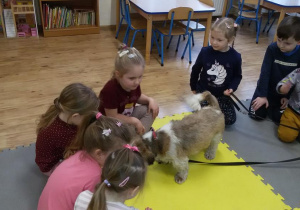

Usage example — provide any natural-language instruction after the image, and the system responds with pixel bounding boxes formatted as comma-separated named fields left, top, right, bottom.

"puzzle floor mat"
left=1, top=101, right=299, bottom=210
left=127, top=108, right=300, bottom=210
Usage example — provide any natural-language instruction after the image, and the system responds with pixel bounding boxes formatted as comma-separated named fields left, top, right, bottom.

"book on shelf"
left=42, top=4, right=96, bottom=30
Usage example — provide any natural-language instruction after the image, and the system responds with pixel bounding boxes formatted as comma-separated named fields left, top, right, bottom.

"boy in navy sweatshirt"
left=250, top=16, right=300, bottom=123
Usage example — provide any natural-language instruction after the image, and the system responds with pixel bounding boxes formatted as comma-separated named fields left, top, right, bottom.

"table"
left=116, top=0, right=215, bottom=63
left=223, top=0, right=300, bottom=42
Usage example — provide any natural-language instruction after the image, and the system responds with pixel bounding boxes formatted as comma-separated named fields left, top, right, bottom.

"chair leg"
left=267, top=17, right=277, bottom=33
left=167, top=36, right=173, bottom=49
left=248, top=20, right=252, bottom=26
left=153, top=31, right=161, bottom=56
left=188, top=34, right=192, bottom=64
left=256, top=17, right=262, bottom=44
left=225, top=0, right=233, bottom=17
left=191, top=31, right=195, bottom=46
left=181, top=38, right=189, bottom=59
left=176, top=35, right=181, bottom=52
left=115, top=17, right=124, bottom=39
left=123, top=27, right=130, bottom=44
left=130, top=30, right=139, bottom=47
left=161, top=34, right=164, bottom=66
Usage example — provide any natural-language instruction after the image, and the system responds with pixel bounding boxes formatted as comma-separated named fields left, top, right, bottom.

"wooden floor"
left=0, top=22, right=276, bottom=151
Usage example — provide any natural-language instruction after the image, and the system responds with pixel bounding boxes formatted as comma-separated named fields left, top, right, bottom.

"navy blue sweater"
left=190, top=46, right=242, bottom=97
left=253, top=42, right=300, bottom=103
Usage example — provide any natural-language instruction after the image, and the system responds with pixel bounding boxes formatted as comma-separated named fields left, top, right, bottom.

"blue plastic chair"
left=235, top=0, right=262, bottom=44
left=123, top=0, right=147, bottom=47
left=152, top=7, right=194, bottom=66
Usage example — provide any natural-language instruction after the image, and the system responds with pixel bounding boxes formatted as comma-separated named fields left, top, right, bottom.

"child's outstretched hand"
left=252, top=97, right=269, bottom=111
left=280, top=98, right=288, bottom=109
left=132, top=118, right=145, bottom=135
left=148, top=97, right=159, bottom=119
left=223, top=89, right=233, bottom=96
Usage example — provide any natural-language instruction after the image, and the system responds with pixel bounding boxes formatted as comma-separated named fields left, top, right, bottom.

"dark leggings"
left=217, top=95, right=236, bottom=125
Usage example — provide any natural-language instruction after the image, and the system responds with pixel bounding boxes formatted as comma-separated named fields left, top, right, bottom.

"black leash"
left=230, top=93, right=300, bottom=132
left=188, top=157, right=300, bottom=165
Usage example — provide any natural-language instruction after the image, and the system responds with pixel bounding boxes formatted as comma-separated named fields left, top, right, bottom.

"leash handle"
left=230, top=93, right=300, bottom=132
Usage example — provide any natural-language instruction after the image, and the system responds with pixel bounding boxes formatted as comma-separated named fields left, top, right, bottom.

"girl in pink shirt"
left=38, top=112, right=135, bottom=210
left=35, top=83, right=99, bottom=175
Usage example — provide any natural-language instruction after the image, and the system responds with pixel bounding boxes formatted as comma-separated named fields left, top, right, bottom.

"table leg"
left=203, top=13, right=212, bottom=47
left=273, top=9, right=285, bottom=42
left=145, top=16, right=153, bottom=64
left=116, top=0, right=120, bottom=32
left=222, top=0, right=228, bottom=17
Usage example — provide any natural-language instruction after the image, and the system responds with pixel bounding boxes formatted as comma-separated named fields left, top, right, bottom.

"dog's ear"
left=153, top=131, right=170, bottom=156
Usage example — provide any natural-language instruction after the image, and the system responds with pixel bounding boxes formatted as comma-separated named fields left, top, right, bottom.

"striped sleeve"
left=74, top=190, right=93, bottom=210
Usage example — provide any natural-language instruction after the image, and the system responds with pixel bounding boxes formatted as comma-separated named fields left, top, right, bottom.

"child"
left=190, top=17, right=242, bottom=125
left=35, top=83, right=99, bottom=175
left=276, top=68, right=300, bottom=142
left=99, top=44, right=159, bottom=135
left=250, top=16, right=300, bottom=123
left=38, top=112, right=135, bottom=210
left=74, top=145, right=151, bottom=210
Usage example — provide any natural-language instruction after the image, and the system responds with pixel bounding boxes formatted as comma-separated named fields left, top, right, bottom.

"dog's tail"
left=185, top=91, right=221, bottom=111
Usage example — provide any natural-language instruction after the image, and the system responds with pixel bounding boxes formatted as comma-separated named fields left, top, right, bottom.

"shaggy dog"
left=135, top=91, right=225, bottom=184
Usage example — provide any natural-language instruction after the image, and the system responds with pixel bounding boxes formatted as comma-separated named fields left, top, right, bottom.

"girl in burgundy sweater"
left=35, top=83, right=99, bottom=175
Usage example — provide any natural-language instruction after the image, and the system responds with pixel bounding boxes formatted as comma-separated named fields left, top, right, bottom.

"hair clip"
left=102, top=129, right=112, bottom=136
left=119, top=50, right=129, bottom=57
left=123, top=144, right=139, bottom=152
left=96, top=112, right=102, bottom=120
left=116, top=121, right=122, bottom=127
left=104, top=179, right=111, bottom=187
left=119, top=177, right=130, bottom=187
left=128, top=54, right=136, bottom=58
left=111, top=151, right=115, bottom=159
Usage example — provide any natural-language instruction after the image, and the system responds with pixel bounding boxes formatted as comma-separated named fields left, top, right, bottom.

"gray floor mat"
left=223, top=100, right=300, bottom=208
left=0, top=144, right=47, bottom=210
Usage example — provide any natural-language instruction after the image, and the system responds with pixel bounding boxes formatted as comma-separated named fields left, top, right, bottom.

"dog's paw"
left=204, top=150, right=216, bottom=160
left=175, top=172, right=187, bottom=184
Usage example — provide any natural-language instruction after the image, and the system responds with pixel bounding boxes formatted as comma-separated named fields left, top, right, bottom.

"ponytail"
left=64, top=112, right=97, bottom=158
left=87, top=183, right=107, bottom=210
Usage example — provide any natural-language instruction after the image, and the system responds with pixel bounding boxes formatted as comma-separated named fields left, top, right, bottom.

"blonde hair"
left=211, top=17, right=238, bottom=42
left=87, top=148, right=147, bottom=210
left=36, top=83, right=99, bottom=133
left=113, top=44, right=145, bottom=78
left=64, top=112, right=135, bottom=158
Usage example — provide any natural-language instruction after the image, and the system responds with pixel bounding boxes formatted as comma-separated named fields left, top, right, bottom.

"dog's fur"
left=136, top=91, right=225, bottom=184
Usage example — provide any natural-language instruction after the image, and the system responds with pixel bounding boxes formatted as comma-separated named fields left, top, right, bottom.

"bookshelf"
left=39, top=0, right=100, bottom=37
left=0, top=2, right=6, bottom=37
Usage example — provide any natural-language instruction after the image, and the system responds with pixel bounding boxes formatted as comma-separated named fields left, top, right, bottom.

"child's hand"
left=145, top=207, right=152, bottom=210
left=148, top=97, right=159, bottom=119
left=223, top=89, right=233, bottom=96
left=280, top=98, right=288, bottom=109
left=133, top=118, right=145, bottom=135
left=252, top=97, right=269, bottom=111
left=279, top=83, right=292, bottom=94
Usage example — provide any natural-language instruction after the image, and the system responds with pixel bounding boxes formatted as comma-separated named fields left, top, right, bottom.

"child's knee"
left=278, top=128, right=297, bottom=143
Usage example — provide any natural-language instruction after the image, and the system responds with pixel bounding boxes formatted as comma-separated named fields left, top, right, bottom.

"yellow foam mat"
left=126, top=113, right=291, bottom=210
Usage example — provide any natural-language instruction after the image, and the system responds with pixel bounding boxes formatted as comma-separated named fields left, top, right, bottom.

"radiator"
left=212, top=0, right=225, bottom=16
